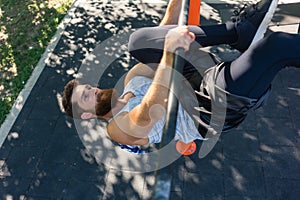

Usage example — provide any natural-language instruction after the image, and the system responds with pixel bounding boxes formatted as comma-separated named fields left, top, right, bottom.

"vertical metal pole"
left=152, top=0, right=190, bottom=199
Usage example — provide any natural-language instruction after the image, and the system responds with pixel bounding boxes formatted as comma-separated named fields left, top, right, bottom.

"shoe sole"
left=250, top=0, right=279, bottom=46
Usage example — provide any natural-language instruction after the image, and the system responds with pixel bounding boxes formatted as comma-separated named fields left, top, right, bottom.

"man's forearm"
left=160, top=0, right=182, bottom=26
left=138, top=51, right=174, bottom=121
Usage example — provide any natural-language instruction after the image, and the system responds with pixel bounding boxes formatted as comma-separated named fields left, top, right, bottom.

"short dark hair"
left=62, top=79, right=84, bottom=118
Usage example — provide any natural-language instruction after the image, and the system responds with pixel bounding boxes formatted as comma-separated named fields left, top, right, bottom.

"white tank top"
left=113, top=76, right=205, bottom=144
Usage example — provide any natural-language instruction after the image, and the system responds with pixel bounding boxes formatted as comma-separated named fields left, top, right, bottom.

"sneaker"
left=231, top=0, right=279, bottom=51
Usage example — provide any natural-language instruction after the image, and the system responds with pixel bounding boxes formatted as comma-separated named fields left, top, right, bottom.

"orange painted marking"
left=188, top=0, right=201, bottom=25
left=176, top=140, right=197, bottom=156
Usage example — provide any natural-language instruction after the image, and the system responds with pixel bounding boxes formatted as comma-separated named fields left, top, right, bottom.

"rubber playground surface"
left=0, top=0, right=299, bottom=199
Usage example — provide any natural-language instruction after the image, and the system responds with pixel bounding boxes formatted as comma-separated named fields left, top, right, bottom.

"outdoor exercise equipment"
left=176, top=140, right=197, bottom=156
left=153, top=0, right=201, bottom=199
left=175, top=0, right=200, bottom=156
left=188, top=0, right=201, bottom=25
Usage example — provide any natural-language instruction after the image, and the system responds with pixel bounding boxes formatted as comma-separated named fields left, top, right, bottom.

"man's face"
left=71, top=84, right=118, bottom=117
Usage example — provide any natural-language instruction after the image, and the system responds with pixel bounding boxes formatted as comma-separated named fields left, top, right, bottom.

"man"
left=62, top=0, right=299, bottom=146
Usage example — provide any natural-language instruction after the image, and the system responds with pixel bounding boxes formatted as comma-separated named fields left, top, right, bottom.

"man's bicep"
left=107, top=112, right=151, bottom=146
left=117, top=108, right=155, bottom=137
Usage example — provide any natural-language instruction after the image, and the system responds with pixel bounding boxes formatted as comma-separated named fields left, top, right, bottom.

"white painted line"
left=269, top=23, right=300, bottom=33
left=0, top=0, right=82, bottom=147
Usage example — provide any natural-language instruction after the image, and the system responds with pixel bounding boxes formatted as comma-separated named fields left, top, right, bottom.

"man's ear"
left=81, top=112, right=97, bottom=120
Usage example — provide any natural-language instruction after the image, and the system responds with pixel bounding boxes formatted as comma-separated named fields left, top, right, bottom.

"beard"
left=95, top=88, right=118, bottom=117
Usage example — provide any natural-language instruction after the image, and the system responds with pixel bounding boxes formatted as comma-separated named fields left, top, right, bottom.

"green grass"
left=0, top=0, right=74, bottom=125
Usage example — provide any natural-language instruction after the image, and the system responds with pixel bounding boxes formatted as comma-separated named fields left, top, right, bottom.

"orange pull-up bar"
left=188, top=0, right=201, bottom=25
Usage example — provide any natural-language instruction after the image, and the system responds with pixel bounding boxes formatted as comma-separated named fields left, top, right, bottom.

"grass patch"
left=0, top=0, right=74, bottom=125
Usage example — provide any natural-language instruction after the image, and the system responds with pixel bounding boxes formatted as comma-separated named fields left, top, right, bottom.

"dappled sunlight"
left=258, top=117, right=297, bottom=146
left=230, top=166, right=245, bottom=191
left=212, top=0, right=256, bottom=5
left=0, top=0, right=73, bottom=125
left=211, top=158, right=222, bottom=170
left=201, top=2, right=222, bottom=22
left=7, top=132, right=19, bottom=141
left=80, top=148, right=96, bottom=164
left=243, top=132, right=258, bottom=141
left=76, top=117, right=181, bottom=173
left=185, top=172, right=201, bottom=184
left=0, top=27, right=18, bottom=105
left=260, top=143, right=277, bottom=153
left=0, top=176, right=26, bottom=200
left=288, top=87, right=300, bottom=96
left=0, top=0, right=299, bottom=199
left=0, top=160, right=11, bottom=177
left=259, top=143, right=300, bottom=179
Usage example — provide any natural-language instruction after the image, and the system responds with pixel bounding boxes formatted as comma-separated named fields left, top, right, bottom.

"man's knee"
left=128, top=27, right=152, bottom=53
left=128, top=25, right=175, bottom=53
left=128, top=26, right=174, bottom=64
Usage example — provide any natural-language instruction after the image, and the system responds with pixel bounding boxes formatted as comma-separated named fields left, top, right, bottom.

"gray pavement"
left=0, top=0, right=299, bottom=199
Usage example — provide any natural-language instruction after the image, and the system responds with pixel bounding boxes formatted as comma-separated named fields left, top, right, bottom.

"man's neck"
left=103, top=93, right=134, bottom=120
